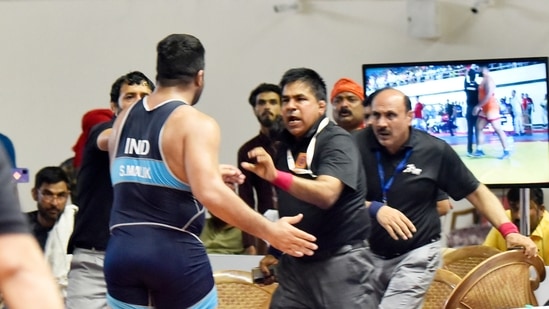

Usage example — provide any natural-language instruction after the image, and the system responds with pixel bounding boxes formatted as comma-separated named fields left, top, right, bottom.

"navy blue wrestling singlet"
left=104, top=98, right=216, bottom=309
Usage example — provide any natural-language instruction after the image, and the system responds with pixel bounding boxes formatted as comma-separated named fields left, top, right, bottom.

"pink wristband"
left=498, top=222, right=519, bottom=238
left=272, top=170, right=293, bottom=191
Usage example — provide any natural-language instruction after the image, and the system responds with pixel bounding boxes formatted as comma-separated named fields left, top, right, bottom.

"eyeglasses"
left=38, top=190, right=69, bottom=202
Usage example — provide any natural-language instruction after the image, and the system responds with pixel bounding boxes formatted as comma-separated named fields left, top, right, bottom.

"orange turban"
left=330, top=78, right=365, bottom=102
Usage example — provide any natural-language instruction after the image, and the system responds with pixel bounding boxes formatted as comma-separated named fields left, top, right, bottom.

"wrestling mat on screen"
left=362, top=57, right=549, bottom=187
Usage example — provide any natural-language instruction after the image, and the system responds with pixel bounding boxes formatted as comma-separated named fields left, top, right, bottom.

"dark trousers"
left=466, top=106, right=477, bottom=153
left=271, top=243, right=375, bottom=309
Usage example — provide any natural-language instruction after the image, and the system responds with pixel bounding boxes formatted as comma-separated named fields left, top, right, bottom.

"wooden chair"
left=442, top=245, right=501, bottom=278
left=446, top=208, right=492, bottom=248
left=213, top=270, right=276, bottom=309
left=214, top=269, right=254, bottom=283
left=444, top=249, right=546, bottom=309
left=450, top=208, right=480, bottom=231
left=422, top=268, right=462, bottom=309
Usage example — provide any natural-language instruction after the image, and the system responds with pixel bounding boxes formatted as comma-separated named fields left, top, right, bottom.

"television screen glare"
left=362, top=57, right=549, bottom=187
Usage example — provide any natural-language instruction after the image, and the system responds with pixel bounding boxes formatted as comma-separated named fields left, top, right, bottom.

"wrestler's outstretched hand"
left=266, top=213, right=317, bottom=257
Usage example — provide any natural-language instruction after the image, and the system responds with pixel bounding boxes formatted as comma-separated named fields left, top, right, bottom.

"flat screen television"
left=362, top=56, right=549, bottom=188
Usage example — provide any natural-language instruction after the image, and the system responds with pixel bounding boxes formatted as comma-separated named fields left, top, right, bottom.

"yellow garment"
left=483, top=209, right=549, bottom=265
left=199, top=218, right=245, bottom=255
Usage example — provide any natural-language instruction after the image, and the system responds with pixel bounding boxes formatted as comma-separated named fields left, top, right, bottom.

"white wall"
left=1, top=0, right=548, bottom=210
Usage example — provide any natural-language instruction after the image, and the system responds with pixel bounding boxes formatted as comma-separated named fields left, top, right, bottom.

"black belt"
left=372, top=235, right=440, bottom=260
left=304, top=239, right=369, bottom=261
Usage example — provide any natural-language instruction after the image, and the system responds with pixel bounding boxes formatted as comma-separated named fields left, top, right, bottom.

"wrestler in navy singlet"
left=104, top=99, right=217, bottom=309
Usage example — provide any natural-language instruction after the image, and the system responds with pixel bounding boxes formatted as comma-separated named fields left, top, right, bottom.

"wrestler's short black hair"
left=156, top=34, right=205, bottom=86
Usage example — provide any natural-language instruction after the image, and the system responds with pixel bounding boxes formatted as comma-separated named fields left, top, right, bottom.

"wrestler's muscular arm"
left=97, top=128, right=112, bottom=151
left=163, top=106, right=317, bottom=257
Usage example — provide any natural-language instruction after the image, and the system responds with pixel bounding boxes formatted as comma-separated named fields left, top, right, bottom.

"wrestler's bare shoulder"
left=167, top=104, right=219, bottom=133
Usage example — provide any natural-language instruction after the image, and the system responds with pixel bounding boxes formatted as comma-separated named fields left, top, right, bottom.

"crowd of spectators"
left=366, top=61, right=538, bottom=93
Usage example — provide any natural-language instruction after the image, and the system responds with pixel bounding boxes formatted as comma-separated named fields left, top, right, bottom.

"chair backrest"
left=214, top=270, right=254, bottom=283
left=450, top=208, right=479, bottom=231
left=422, top=268, right=462, bottom=309
left=213, top=270, right=275, bottom=309
left=446, top=208, right=493, bottom=248
left=444, top=249, right=546, bottom=309
left=442, top=245, right=501, bottom=278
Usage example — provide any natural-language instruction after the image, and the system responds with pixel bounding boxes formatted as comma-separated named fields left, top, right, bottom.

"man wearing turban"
left=330, top=78, right=367, bottom=132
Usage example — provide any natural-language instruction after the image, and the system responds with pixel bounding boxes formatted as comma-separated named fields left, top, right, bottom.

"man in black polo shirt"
left=353, top=87, right=538, bottom=308
left=66, top=72, right=155, bottom=309
left=242, top=68, right=374, bottom=308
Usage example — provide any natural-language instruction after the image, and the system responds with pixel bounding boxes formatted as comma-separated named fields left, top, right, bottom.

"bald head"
left=370, top=88, right=413, bottom=154
left=369, top=88, right=411, bottom=110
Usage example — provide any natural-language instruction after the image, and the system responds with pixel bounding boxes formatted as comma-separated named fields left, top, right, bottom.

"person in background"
left=243, top=68, right=373, bottom=308
left=353, top=87, right=537, bottom=308
left=102, top=34, right=316, bottom=309
left=66, top=71, right=155, bottom=309
left=363, top=95, right=373, bottom=126
left=201, top=176, right=253, bottom=255
left=0, top=134, right=16, bottom=168
left=509, top=90, right=524, bottom=136
left=523, top=93, right=534, bottom=134
left=0, top=146, right=64, bottom=309
left=445, top=99, right=456, bottom=136
left=412, top=96, right=426, bottom=131
left=464, top=67, right=479, bottom=156
left=27, top=166, right=78, bottom=298
left=473, top=66, right=510, bottom=159
left=484, top=188, right=549, bottom=265
left=237, top=83, right=283, bottom=255
left=200, top=212, right=247, bottom=254
left=330, top=77, right=366, bottom=132
left=62, top=109, right=114, bottom=204
left=541, top=93, right=548, bottom=127
left=58, top=158, right=77, bottom=204
left=361, top=92, right=452, bottom=217
left=72, top=109, right=115, bottom=171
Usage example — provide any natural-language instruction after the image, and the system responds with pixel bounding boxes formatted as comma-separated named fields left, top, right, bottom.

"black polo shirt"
left=68, top=120, right=114, bottom=252
left=275, top=117, right=370, bottom=257
left=353, top=127, right=479, bottom=257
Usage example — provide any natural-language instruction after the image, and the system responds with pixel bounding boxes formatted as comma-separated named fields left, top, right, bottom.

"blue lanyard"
left=376, top=149, right=412, bottom=203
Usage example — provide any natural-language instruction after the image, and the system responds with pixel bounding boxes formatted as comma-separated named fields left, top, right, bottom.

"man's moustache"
left=338, top=109, right=351, bottom=116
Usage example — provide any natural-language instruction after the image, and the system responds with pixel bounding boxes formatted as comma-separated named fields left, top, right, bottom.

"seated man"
left=27, top=166, right=78, bottom=297
left=484, top=188, right=549, bottom=264
left=200, top=212, right=254, bottom=254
